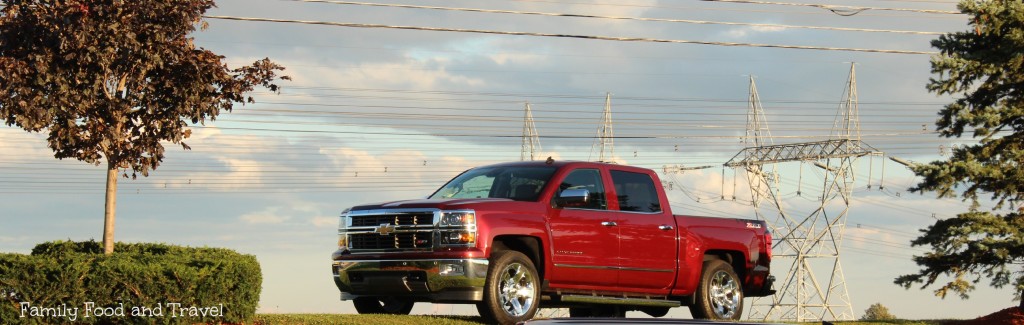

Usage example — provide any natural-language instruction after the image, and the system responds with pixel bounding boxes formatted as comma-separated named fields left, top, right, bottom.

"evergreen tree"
left=893, top=0, right=1024, bottom=307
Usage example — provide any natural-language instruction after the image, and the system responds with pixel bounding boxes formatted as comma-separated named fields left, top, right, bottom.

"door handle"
left=658, top=225, right=674, bottom=230
left=601, top=221, right=618, bottom=227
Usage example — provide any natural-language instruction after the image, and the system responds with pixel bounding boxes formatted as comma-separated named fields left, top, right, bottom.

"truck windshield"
left=430, top=166, right=557, bottom=201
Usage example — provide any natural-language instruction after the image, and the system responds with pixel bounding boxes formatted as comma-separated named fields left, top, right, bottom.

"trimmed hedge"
left=0, top=240, right=261, bottom=324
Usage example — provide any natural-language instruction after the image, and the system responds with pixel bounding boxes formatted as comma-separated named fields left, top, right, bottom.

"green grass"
left=794, top=319, right=946, bottom=321
left=253, top=314, right=489, bottom=325
left=253, top=314, right=959, bottom=325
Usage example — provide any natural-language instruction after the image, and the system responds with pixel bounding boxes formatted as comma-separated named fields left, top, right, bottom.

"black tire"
left=689, top=259, right=744, bottom=320
left=478, top=250, right=540, bottom=324
left=641, top=306, right=670, bottom=318
left=352, top=296, right=414, bottom=315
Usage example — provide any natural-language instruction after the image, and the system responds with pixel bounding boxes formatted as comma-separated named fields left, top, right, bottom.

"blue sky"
left=1, top=0, right=1018, bottom=320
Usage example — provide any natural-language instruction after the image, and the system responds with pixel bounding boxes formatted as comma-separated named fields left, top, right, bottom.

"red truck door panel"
left=610, top=170, right=677, bottom=291
left=547, top=168, right=620, bottom=289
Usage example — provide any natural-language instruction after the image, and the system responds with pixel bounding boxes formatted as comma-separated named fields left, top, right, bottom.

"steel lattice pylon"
left=740, top=65, right=873, bottom=321
left=520, top=102, right=542, bottom=161
left=590, top=93, right=615, bottom=163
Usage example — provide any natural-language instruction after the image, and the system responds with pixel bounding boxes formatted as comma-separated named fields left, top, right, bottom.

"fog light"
left=440, top=263, right=465, bottom=276
left=440, top=231, right=476, bottom=245
left=447, top=232, right=462, bottom=242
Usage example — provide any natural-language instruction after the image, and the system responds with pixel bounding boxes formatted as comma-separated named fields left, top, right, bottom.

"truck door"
left=547, top=168, right=620, bottom=290
left=610, top=170, right=677, bottom=292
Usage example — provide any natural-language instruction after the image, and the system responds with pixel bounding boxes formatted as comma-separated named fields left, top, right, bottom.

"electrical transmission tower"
left=743, top=76, right=778, bottom=221
left=520, top=102, right=542, bottom=161
left=591, top=93, right=615, bottom=162
left=738, top=64, right=876, bottom=322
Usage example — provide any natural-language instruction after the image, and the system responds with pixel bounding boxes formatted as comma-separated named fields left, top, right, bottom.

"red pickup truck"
left=331, top=160, right=774, bottom=324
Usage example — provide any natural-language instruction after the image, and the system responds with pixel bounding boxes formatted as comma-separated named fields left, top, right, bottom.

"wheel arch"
left=491, top=235, right=545, bottom=280
left=703, top=250, right=747, bottom=281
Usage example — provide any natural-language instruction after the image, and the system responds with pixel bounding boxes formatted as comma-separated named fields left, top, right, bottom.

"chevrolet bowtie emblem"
left=374, top=223, right=396, bottom=236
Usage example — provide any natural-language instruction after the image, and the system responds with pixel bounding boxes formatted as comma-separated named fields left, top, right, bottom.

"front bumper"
left=332, top=258, right=489, bottom=303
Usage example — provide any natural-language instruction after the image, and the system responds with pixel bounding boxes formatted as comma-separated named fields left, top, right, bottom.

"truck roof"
left=479, top=160, right=654, bottom=174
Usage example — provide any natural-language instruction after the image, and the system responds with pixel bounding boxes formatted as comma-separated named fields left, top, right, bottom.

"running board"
left=560, top=295, right=681, bottom=307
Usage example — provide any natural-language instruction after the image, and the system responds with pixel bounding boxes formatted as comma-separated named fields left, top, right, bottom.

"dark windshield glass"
left=430, top=166, right=557, bottom=201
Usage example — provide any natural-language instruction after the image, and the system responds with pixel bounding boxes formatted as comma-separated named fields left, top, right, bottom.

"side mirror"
left=554, top=189, right=590, bottom=208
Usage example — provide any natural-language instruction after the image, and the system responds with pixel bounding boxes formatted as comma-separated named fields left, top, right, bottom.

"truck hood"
left=349, top=198, right=515, bottom=211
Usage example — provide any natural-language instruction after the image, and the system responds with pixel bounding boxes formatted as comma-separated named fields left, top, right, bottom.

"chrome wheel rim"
left=710, top=270, right=740, bottom=318
left=498, top=262, right=536, bottom=317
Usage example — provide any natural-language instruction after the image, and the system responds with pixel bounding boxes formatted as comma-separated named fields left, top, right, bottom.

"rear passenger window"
left=611, top=170, right=662, bottom=213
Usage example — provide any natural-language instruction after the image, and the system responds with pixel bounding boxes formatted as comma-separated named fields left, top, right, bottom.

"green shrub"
left=0, top=240, right=261, bottom=324
left=861, top=302, right=898, bottom=321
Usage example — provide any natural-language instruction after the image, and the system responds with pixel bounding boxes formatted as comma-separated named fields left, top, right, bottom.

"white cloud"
left=239, top=204, right=325, bottom=225
left=281, top=57, right=486, bottom=91
left=722, top=25, right=788, bottom=39
left=0, top=128, right=53, bottom=164
left=159, top=127, right=306, bottom=192
left=310, top=216, right=337, bottom=228
left=183, top=122, right=222, bottom=141
left=514, top=0, right=660, bottom=22
left=240, top=210, right=291, bottom=224
left=321, top=146, right=430, bottom=185
left=751, top=25, right=787, bottom=33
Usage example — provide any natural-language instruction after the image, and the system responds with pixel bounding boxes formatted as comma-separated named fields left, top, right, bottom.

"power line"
left=220, top=116, right=938, bottom=131
left=229, top=60, right=929, bottom=78
left=203, top=39, right=927, bottom=67
left=258, top=91, right=948, bottom=107
left=697, top=0, right=961, bottom=15
left=289, top=0, right=945, bottom=35
left=0, top=138, right=968, bottom=151
left=844, top=246, right=914, bottom=259
left=202, top=15, right=937, bottom=55
left=249, top=85, right=949, bottom=106
left=856, top=223, right=920, bottom=237
left=503, top=0, right=961, bottom=19
left=188, top=125, right=939, bottom=139
left=240, top=102, right=943, bottom=118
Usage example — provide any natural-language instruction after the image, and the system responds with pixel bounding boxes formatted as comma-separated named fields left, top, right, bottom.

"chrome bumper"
left=333, top=258, right=489, bottom=302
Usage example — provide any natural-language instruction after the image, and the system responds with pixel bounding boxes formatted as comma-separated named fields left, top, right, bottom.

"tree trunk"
left=102, top=164, right=118, bottom=255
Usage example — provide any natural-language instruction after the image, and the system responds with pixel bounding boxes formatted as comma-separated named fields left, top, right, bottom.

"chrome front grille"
left=350, top=232, right=433, bottom=250
left=341, top=209, right=438, bottom=252
left=350, top=213, right=433, bottom=227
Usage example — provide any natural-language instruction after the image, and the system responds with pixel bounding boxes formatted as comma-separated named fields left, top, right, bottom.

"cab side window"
left=556, top=169, right=607, bottom=210
left=611, top=170, right=662, bottom=213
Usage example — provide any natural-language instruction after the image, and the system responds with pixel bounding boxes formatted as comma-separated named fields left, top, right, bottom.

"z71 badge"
left=746, top=222, right=763, bottom=229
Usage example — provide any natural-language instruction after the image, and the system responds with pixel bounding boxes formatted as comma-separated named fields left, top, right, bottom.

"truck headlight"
left=437, top=210, right=477, bottom=247
left=439, top=211, right=475, bottom=226
left=337, top=234, right=349, bottom=249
